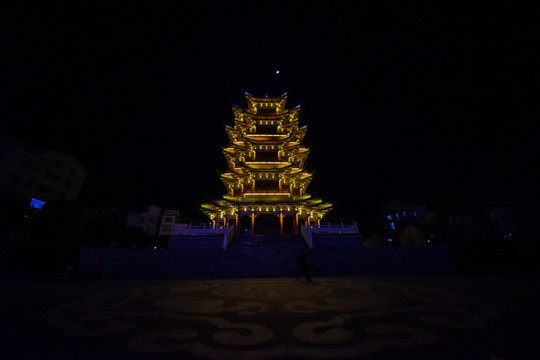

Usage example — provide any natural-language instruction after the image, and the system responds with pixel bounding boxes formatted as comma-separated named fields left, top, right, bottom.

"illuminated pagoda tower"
left=201, top=92, right=332, bottom=235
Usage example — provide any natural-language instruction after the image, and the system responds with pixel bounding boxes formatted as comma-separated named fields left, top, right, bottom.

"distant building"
left=445, top=207, right=480, bottom=243
left=0, top=132, right=87, bottom=205
left=379, top=201, right=428, bottom=245
left=126, top=205, right=163, bottom=236
left=365, top=200, right=519, bottom=247
left=126, top=206, right=183, bottom=238
left=380, top=201, right=427, bottom=224
left=482, top=202, right=517, bottom=240
left=158, top=209, right=182, bottom=237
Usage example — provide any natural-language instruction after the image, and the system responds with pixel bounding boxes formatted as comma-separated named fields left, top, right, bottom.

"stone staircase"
left=78, top=234, right=308, bottom=280
left=214, top=234, right=307, bottom=278
left=77, top=234, right=454, bottom=281
left=227, top=233, right=306, bottom=249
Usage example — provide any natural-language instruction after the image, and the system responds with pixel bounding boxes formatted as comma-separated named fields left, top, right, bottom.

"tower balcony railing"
left=222, top=193, right=311, bottom=203
left=244, top=161, right=292, bottom=169
left=245, top=133, right=287, bottom=137
left=244, top=161, right=290, bottom=165
left=244, top=192, right=291, bottom=197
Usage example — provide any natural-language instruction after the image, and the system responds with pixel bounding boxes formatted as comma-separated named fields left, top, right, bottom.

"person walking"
left=296, top=247, right=312, bottom=282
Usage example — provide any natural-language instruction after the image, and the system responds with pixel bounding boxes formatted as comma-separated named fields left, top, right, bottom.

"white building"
left=0, top=132, right=87, bottom=204
left=126, top=205, right=162, bottom=236
left=158, top=209, right=181, bottom=236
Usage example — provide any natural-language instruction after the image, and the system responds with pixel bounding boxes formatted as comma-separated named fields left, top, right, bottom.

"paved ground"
left=1, top=273, right=538, bottom=359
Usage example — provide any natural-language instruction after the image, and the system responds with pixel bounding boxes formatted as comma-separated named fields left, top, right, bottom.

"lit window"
left=390, top=222, right=395, bottom=229
left=414, top=212, right=418, bottom=217
left=403, top=211, right=406, bottom=217
left=388, top=239, right=393, bottom=242
left=387, top=215, right=392, bottom=220
left=29, top=198, right=46, bottom=209
left=395, top=213, right=400, bottom=220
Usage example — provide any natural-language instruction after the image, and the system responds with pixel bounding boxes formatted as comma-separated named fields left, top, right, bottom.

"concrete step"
left=227, top=233, right=306, bottom=249
left=78, top=235, right=455, bottom=280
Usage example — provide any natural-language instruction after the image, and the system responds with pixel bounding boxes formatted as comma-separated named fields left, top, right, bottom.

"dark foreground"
left=1, top=274, right=538, bottom=360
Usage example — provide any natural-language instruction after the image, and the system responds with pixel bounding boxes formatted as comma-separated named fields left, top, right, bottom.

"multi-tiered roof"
left=201, top=92, right=332, bottom=230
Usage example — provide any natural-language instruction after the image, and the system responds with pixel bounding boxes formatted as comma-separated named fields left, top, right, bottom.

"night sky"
left=1, top=3, right=538, bottom=222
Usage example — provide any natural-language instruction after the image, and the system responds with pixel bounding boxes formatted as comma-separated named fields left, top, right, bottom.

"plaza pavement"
left=0, top=272, right=538, bottom=360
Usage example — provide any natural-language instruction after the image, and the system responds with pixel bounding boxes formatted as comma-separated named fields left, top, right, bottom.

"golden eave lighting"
left=201, top=92, right=333, bottom=223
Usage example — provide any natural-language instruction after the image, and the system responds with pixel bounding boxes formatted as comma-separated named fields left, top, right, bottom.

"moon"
left=275, top=70, right=280, bottom=74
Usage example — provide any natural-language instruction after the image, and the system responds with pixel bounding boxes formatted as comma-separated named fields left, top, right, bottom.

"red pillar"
left=279, top=213, right=284, bottom=235
left=251, top=213, right=255, bottom=235
left=235, top=214, right=240, bottom=234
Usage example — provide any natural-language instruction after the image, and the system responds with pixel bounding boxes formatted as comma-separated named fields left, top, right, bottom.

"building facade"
left=379, top=201, right=428, bottom=245
left=0, top=133, right=87, bottom=205
left=126, top=205, right=184, bottom=238
left=201, top=92, right=332, bottom=234
left=126, top=205, right=163, bottom=236
left=158, top=209, right=181, bottom=237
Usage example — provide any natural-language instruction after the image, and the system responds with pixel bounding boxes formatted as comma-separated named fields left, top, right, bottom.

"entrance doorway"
left=283, top=215, right=295, bottom=233
left=254, top=214, right=280, bottom=234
